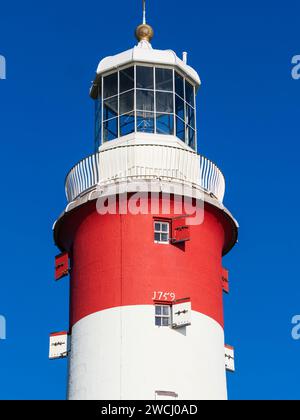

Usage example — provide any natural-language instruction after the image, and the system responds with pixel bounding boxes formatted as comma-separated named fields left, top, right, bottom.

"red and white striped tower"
left=53, top=11, right=238, bottom=400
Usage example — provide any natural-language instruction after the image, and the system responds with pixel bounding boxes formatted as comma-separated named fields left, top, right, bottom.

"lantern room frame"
left=94, top=64, right=197, bottom=151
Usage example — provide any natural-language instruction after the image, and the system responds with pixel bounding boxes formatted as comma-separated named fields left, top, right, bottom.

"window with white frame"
left=155, top=305, right=171, bottom=327
left=154, top=221, right=170, bottom=244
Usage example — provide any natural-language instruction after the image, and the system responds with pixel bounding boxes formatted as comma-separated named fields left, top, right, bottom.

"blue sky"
left=0, top=0, right=300, bottom=400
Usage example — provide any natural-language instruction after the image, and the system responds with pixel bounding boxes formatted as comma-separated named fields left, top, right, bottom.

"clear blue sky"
left=0, top=0, right=299, bottom=400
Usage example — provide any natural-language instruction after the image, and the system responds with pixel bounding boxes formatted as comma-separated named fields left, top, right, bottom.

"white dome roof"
left=90, top=41, right=201, bottom=98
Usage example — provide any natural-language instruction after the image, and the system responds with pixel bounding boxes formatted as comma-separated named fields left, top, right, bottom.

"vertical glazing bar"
left=117, top=70, right=120, bottom=138
left=134, top=65, right=137, bottom=133
left=101, top=76, right=104, bottom=145
left=184, top=79, right=187, bottom=144
left=194, top=85, right=197, bottom=151
left=153, top=67, right=156, bottom=133
left=173, top=69, right=175, bottom=136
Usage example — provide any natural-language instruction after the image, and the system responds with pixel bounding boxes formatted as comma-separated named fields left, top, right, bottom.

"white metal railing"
left=65, top=145, right=225, bottom=203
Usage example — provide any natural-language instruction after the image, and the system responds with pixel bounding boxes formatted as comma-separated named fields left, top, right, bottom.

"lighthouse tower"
left=52, top=5, right=238, bottom=401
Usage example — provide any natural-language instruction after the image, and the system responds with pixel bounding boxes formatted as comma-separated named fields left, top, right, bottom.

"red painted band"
left=56, top=196, right=233, bottom=329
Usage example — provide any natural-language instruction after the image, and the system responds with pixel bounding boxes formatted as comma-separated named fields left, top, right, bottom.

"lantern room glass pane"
left=175, top=95, right=184, bottom=120
left=156, top=92, right=174, bottom=113
left=185, top=80, right=194, bottom=107
left=137, top=111, right=154, bottom=133
left=120, top=67, right=134, bottom=93
left=103, top=72, right=118, bottom=99
left=136, top=90, right=154, bottom=112
left=156, top=113, right=174, bottom=135
left=103, top=117, right=118, bottom=141
left=188, top=126, right=195, bottom=149
left=186, top=104, right=195, bottom=128
left=136, top=66, right=154, bottom=89
left=155, top=68, right=173, bottom=91
left=175, top=73, right=184, bottom=99
left=103, top=96, right=118, bottom=120
left=176, top=117, right=185, bottom=142
left=120, top=112, right=135, bottom=137
left=119, top=90, right=134, bottom=114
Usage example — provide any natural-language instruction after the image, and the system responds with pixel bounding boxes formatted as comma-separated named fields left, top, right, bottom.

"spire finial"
left=135, top=0, right=154, bottom=43
left=143, top=0, right=146, bottom=24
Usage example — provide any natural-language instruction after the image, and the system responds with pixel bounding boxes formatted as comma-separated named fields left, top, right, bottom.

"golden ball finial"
left=135, top=23, right=154, bottom=43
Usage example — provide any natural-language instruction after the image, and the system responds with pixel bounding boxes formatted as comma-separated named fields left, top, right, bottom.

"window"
left=120, top=112, right=135, bottom=137
left=155, top=68, right=173, bottom=91
left=185, top=80, right=194, bottom=107
left=137, top=111, right=154, bottom=133
left=175, top=73, right=184, bottom=99
left=103, top=96, right=118, bottom=120
left=155, top=305, right=171, bottom=327
left=120, top=67, right=134, bottom=93
left=188, top=126, right=195, bottom=149
left=103, top=72, right=118, bottom=99
left=136, top=66, right=154, bottom=89
left=176, top=117, right=185, bottom=141
left=119, top=90, right=134, bottom=114
left=104, top=118, right=118, bottom=141
left=156, top=92, right=173, bottom=113
left=154, top=221, right=170, bottom=243
left=156, top=113, right=174, bottom=135
left=175, top=95, right=184, bottom=120
left=136, top=90, right=154, bottom=111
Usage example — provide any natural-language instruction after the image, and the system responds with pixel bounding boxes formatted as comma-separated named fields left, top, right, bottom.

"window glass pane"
left=155, top=222, right=160, bottom=231
left=185, top=80, right=194, bottom=107
left=156, top=114, right=174, bottom=135
left=188, top=126, right=195, bottom=149
left=156, top=92, right=174, bottom=113
left=156, top=68, right=173, bottom=91
left=161, top=223, right=168, bottom=232
left=175, top=96, right=184, bottom=120
left=155, top=317, right=162, bottom=326
left=161, top=233, right=169, bottom=242
left=162, top=306, right=169, bottom=316
left=162, top=317, right=169, bottom=326
left=136, top=90, right=154, bottom=111
left=155, top=306, right=162, bottom=315
left=175, top=73, right=184, bottom=98
left=120, top=67, right=134, bottom=93
left=154, top=232, right=161, bottom=241
left=176, top=117, right=185, bottom=142
left=186, top=104, right=195, bottom=128
left=119, top=90, right=134, bottom=114
left=120, top=112, right=135, bottom=137
left=103, top=117, right=118, bottom=141
left=103, top=72, right=118, bottom=98
left=104, top=96, right=118, bottom=120
left=136, top=66, right=154, bottom=89
left=137, top=111, right=154, bottom=133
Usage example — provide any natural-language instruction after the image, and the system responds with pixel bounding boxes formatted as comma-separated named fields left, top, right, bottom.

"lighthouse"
left=51, top=2, right=238, bottom=400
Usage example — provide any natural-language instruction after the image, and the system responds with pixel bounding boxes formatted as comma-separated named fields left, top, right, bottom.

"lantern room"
left=90, top=27, right=201, bottom=152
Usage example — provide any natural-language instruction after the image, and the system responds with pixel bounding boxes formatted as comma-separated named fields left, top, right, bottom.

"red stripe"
left=56, top=197, right=233, bottom=329
left=50, top=331, right=68, bottom=337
